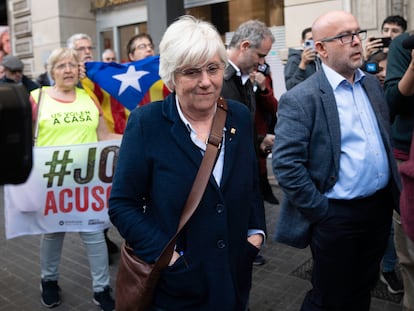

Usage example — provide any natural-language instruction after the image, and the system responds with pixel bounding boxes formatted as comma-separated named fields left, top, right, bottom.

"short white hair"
left=159, top=15, right=227, bottom=91
left=66, top=33, right=92, bottom=48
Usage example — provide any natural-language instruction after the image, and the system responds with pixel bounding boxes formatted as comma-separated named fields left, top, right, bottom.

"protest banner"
left=4, top=140, right=120, bottom=239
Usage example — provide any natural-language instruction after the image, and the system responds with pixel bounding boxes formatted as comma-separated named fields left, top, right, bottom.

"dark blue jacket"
left=109, top=93, right=266, bottom=310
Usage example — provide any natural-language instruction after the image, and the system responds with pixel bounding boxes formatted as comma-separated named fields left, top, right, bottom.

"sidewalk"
left=0, top=176, right=403, bottom=310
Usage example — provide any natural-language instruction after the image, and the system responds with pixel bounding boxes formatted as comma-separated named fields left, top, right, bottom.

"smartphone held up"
left=304, top=39, right=315, bottom=50
left=370, top=36, right=392, bottom=48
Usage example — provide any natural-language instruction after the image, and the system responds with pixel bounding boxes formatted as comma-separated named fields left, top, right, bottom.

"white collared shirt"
left=227, top=59, right=250, bottom=85
left=175, top=96, right=225, bottom=186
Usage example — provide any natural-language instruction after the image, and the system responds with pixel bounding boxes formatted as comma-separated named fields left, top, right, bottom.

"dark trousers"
left=301, top=186, right=393, bottom=311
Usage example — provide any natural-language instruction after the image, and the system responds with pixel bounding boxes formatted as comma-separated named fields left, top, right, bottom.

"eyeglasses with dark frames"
left=319, top=30, right=367, bottom=44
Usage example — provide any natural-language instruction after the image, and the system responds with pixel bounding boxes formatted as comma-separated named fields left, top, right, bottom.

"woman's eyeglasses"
left=175, top=63, right=225, bottom=79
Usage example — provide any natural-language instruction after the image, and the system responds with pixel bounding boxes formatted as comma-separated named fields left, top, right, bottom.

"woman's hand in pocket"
left=168, top=250, right=181, bottom=266
left=247, top=233, right=263, bottom=249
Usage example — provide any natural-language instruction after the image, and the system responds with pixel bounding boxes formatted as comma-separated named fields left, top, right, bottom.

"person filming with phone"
left=365, top=15, right=407, bottom=59
left=284, top=27, right=321, bottom=90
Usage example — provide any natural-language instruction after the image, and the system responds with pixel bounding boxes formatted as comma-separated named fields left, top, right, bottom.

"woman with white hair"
left=109, top=15, right=266, bottom=310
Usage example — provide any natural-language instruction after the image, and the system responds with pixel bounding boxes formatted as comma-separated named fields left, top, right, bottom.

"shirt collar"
left=227, top=59, right=241, bottom=76
left=227, top=59, right=250, bottom=85
left=322, top=63, right=365, bottom=90
left=175, top=95, right=222, bottom=149
left=175, top=95, right=194, bottom=134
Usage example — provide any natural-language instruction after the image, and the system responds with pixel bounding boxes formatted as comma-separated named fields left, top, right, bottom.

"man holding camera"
left=364, top=15, right=407, bottom=59
left=284, top=27, right=321, bottom=90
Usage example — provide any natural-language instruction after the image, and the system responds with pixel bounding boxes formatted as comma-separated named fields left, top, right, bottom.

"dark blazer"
left=221, top=64, right=256, bottom=119
left=109, top=93, right=266, bottom=310
left=272, top=69, right=401, bottom=249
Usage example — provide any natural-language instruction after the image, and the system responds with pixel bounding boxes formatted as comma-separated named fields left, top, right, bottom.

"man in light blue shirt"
left=273, top=10, right=401, bottom=311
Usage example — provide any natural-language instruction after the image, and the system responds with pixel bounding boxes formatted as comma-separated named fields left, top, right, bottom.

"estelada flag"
left=84, top=55, right=169, bottom=134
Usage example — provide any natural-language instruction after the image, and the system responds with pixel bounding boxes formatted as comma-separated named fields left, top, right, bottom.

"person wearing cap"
left=0, top=54, right=39, bottom=93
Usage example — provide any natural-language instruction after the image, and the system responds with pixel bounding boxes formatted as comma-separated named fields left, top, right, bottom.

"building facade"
left=4, top=0, right=413, bottom=79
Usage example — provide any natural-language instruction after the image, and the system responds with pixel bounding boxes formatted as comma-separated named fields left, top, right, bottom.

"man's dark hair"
left=301, top=27, right=312, bottom=41
left=382, top=15, right=407, bottom=32
left=126, top=33, right=154, bottom=56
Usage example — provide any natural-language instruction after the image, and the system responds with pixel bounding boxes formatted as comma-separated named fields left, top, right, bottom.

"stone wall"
left=8, top=0, right=96, bottom=78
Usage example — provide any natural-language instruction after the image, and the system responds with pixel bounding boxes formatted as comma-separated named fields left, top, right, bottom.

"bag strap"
left=154, top=96, right=228, bottom=271
left=33, top=87, right=44, bottom=146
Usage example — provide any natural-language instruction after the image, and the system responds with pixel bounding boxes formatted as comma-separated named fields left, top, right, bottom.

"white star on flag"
left=112, top=65, right=150, bottom=95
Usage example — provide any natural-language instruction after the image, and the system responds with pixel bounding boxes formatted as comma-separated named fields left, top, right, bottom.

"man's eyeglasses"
left=319, top=30, right=367, bottom=44
left=134, top=43, right=153, bottom=51
left=175, top=63, right=224, bottom=79
left=74, top=46, right=95, bottom=52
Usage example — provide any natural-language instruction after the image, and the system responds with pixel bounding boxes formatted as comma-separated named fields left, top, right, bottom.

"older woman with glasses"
left=30, top=47, right=121, bottom=311
left=109, top=15, right=266, bottom=311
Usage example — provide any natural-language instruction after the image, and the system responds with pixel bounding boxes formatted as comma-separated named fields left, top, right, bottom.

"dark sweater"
left=384, top=31, right=414, bottom=157
left=284, top=48, right=318, bottom=90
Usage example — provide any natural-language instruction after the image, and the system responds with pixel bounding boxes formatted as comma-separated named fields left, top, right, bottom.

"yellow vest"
left=31, top=87, right=99, bottom=147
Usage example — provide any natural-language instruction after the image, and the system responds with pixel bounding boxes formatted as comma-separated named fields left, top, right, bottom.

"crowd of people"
left=2, top=8, right=414, bottom=311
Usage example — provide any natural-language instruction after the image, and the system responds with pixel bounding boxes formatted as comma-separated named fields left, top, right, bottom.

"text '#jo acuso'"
left=42, top=145, right=119, bottom=216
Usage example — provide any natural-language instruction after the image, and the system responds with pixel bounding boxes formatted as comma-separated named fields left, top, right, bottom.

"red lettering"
left=91, top=186, right=104, bottom=211
left=59, top=189, right=73, bottom=213
left=44, top=191, right=58, bottom=216
left=44, top=185, right=112, bottom=214
left=76, top=187, right=89, bottom=212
